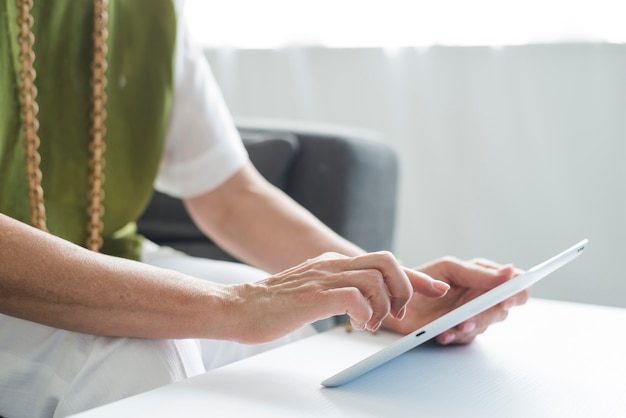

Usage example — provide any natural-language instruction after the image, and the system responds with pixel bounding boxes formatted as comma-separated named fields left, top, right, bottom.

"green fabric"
left=0, top=0, right=177, bottom=260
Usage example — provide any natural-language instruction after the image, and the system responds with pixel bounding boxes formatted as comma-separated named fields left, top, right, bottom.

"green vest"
left=0, top=0, right=177, bottom=260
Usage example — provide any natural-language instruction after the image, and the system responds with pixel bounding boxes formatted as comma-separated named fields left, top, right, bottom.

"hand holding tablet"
left=322, top=239, right=588, bottom=387
left=385, top=257, right=525, bottom=344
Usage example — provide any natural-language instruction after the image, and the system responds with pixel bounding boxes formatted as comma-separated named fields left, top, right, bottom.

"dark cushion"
left=285, top=132, right=397, bottom=253
left=240, top=130, right=299, bottom=190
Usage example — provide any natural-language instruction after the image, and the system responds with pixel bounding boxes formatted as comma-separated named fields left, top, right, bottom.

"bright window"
left=184, top=0, right=625, bottom=48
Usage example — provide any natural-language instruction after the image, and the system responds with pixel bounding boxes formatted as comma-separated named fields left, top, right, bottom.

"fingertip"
left=493, top=264, right=516, bottom=284
left=432, top=280, right=450, bottom=295
left=459, top=320, right=476, bottom=333
left=394, top=305, right=407, bottom=320
left=369, top=319, right=383, bottom=332
left=439, top=332, right=455, bottom=345
left=350, top=319, right=367, bottom=331
left=500, top=298, right=516, bottom=311
left=497, top=263, right=515, bottom=276
left=407, top=269, right=450, bottom=298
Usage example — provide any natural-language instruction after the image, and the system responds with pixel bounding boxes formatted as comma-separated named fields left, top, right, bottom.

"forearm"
left=0, top=213, right=236, bottom=340
left=184, top=163, right=365, bottom=273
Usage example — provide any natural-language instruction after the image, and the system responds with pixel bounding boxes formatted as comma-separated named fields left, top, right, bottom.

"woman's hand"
left=382, top=257, right=529, bottom=344
left=228, top=251, right=450, bottom=344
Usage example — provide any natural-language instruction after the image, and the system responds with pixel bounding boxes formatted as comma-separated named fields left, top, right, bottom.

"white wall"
left=205, top=44, right=626, bottom=308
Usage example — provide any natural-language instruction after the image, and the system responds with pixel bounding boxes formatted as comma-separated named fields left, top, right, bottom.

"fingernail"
left=371, top=320, right=383, bottom=332
left=396, top=306, right=407, bottom=320
left=432, top=280, right=450, bottom=293
left=352, top=321, right=366, bottom=331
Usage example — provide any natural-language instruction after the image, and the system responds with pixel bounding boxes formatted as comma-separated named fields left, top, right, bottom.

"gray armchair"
left=137, top=118, right=398, bottom=265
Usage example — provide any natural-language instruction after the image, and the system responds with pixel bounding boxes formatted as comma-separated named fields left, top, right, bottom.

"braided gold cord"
left=16, top=0, right=109, bottom=252
left=86, top=0, right=109, bottom=252
left=16, top=0, right=47, bottom=232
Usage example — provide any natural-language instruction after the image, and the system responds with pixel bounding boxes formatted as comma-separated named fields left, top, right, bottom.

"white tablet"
left=322, top=239, right=588, bottom=387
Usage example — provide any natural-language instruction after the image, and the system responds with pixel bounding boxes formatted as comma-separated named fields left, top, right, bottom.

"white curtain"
left=205, top=44, right=626, bottom=308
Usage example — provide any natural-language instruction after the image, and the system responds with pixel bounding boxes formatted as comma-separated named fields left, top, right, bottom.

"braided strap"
left=86, top=0, right=109, bottom=252
left=16, top=0, right=47, bottom=232
left=16, top=0, right=109, bottom=252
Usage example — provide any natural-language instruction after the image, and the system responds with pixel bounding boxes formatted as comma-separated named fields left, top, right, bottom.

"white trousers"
left=0, top=242, right=316, bottom=418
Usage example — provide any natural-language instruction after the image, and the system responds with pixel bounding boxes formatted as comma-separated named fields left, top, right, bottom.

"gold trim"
left=16, top=0, right=109, bottom=251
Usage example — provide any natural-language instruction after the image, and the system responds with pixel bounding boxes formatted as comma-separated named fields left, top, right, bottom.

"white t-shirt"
left=155, top=6, right=248, bottom=199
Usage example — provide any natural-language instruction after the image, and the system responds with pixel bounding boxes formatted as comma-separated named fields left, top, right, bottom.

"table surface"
left=74, top=298, right=626, bottom=417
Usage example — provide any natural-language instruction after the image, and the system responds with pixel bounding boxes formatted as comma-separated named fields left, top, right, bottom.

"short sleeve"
left=154, top=8, right=248, bottom=199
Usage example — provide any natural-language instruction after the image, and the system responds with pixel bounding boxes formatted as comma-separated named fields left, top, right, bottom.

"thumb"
left=446, top=261, right=517, bottom=290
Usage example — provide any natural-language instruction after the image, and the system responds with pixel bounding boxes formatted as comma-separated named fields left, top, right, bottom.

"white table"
left=74, top=298, right=626, bottom=417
